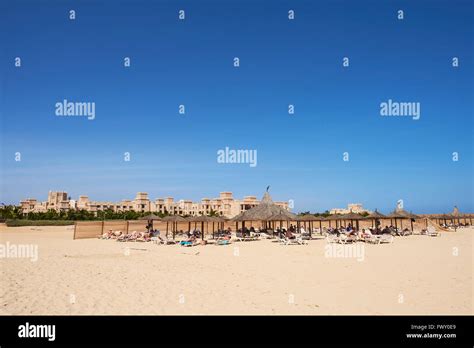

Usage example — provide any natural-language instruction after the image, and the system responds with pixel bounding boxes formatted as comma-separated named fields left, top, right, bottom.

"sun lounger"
left=216, top=239, right=231, bottom=245
left=117, top=231, right=140, bottom=242
left=234, top=233, right=259, bottom=242
left=426, top=227, right=440, bottom=237
left=362, top=234, right=380, bottom=244
left=379, top=234, right=394, bottom=244
left=257, top=232, right=273, bottom=239
left=160, top=236, right=177, bottom=245
left=338, top=234, right=358, bottom=244
left=300, top=231, right=312, bottom=240
left=279, top=236, right=307, bottom=245
left=326, top=234, right=340, bottom=244
left=135, top=231, right=151, bottom=242
left=117, top=234, right=128, bottom=242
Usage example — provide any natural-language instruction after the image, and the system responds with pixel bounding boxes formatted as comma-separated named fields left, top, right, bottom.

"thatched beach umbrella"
left=387, top=209, right=418, bottom=231
left=324, top=214, right=338, bottom=228
left=451, top=209, right=471, bottom=226
left=231, top=211, right=247, bottom=232
left=186, top=216, right=198, bottom=233
left=338, top=211, right=363, bottom=230
left=460, top=213, right=472, bottom=225
left=407, top=211, right=420, bottom=231
left=365, top=210, right=386, bottom=229
left=139, top=214, right=161, bottom=231
left=217, top=216, right=229, bottom=230
left=187, top=215, right=215, bottom=240
left=208, top=216, right=226, bottom=238
left=314, top=215, right=327, bottom=232
left=386, top=211, right=403, bottom=230
left=231, top=190, right=295, bottom=232
left=397, top=210, right=419, bottom=231
left=438, top=214, right=452, bottom=225
left=162, top=215, right=187, bottom=239
left=332, top=214, right=346, bottom=228
left=297, top=214, right=319, bottom=237
left=268, top=210, right=298, bottom=238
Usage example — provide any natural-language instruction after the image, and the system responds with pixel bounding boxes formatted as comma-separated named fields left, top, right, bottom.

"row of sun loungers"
left=326, top=233, right=394, bottom=244
left=100, top=225, right=442, bottom=247
left=420, top=227, right=440, bottom=237
left=278, top=236, right=308, bottom=245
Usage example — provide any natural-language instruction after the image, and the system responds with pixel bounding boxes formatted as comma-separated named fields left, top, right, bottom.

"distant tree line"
left=0, top=205, right=170, bottom=221
left=0, top=205, right=223, bottom=221
left=298, top=210, right=370, bottom=217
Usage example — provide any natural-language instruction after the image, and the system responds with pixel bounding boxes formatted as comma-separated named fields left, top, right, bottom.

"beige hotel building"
left=20, top=191, right=290, bottom=218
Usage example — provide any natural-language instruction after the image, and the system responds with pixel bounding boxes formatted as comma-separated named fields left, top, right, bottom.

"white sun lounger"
left=426, top=226, right=440, bottom=237
left=279, top=236, right=307, bottom=245
left=379, top=234, right=394, bottom=244
left=326, top=234, right=340, bottom=244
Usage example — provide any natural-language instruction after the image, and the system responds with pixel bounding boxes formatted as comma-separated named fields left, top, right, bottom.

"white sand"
left=0, top=224, right=472, bottom=315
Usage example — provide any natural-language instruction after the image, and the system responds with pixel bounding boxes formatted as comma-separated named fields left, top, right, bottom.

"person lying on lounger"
left=285, top=229, right=296, bottom=240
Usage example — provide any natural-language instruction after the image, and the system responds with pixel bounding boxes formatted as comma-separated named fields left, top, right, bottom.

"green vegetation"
left=6, top=219, right=75, bottom=227
left=296, top=210, right=332, bottom=218
left=0, top=205, right=170, bottom=226
left=208, top=209, right=220, bottom=217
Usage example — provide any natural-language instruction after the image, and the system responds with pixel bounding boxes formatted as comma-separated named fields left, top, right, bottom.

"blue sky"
left=0, top=0, right=473, bottom=214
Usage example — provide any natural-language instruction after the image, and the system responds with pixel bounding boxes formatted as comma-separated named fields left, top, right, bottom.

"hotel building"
left=20, top=191, right=290, bottom=218
left=329, top=203, right=371, bottom=215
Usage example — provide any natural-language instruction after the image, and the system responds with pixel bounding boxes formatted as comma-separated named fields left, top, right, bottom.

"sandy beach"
left=0, top=224, right=472, bottom=315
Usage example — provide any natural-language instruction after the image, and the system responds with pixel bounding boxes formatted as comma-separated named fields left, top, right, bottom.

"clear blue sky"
left=1, top=0, right=473, bottom=214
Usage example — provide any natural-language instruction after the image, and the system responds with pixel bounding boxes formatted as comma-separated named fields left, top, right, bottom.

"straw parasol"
left=297, top=214, right=320, bottom=237
left=323, top=214, right=338, bottom=228
left=231, top=190, right=295, bottom=231
left=139, top=214, right=161, bottom=231
left=186, top=215, right=215, bottom=240
left=313, top=215, right=328, bottom=232
left=338, top=211, right=364, bottom=230
left=450, top=208, right=472, bottom=225
left=460, top=213, right=473, bottom=225
left=268, top=210, right=298, bottom=238
left=208, top=216, right=226, bottom=238
left=387, top=209, right=418, bottom=231
left=437, top=214, right=454, bottom=226
left=386, top=210, right=405, bottom=230
left=162, top=215, right=187, bottom=239
left=365, top=210, right=386, bottom=228
left=328, top=211, right=362, bottom=230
